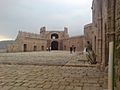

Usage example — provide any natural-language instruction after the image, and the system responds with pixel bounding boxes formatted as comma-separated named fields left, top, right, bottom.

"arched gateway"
left=51, top=41, right=58, bottom=50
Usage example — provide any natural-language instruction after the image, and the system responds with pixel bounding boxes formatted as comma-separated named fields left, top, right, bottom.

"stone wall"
left=41, top=27, right=69, bottom=50
left=92, top=0, right=102, bottom=64
left=92, top=0, right=109, bottom=69
left=63, top=36, right=84, bottom=51
left=7, top=31, right=47, bottom=52
left=7, top=38, right=47, bottom=52
left=113, top=0, right=120, bottom=89
left=40, top=27, right=69, bottom=40
left=7, top=27, right=84, bottom=52
left=115, top=0, right=120, bottom=88
left=84, top=23, right=93, bottom=47
left=92, top=0, right=120, bottom=88
left=106, top=0, right=120, bottom=89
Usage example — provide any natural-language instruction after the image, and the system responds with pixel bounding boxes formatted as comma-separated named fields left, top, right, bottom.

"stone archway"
left=51, top=33, right=59, bottom=39
left=51, top=41, right=58, bottom=50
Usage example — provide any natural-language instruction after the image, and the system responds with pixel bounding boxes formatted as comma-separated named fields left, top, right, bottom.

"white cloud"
left=44, top=0, right=89, bottom=5
left=0, top=35, right=13, bottom=41
left=0, top=0, right=92, bottom=40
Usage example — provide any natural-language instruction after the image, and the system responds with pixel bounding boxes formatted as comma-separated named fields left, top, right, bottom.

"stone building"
left=91, top=0, right=109, bottom=69
left=83, top=0, right=110, bottom=70
left=7, top=27, right=84, bottom=52
left=86, top=0, right=120, bottom=89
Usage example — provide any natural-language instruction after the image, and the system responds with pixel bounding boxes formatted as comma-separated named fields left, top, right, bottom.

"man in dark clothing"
left=73, top=47, right=76, bottom=52
left=70, top=47, right=73, bottom=54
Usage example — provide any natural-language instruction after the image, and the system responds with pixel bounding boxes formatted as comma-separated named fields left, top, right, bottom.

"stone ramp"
left=0, top=51, right=72, bottom=66
left=65, top=53, right=91, bottom=67
left=0, top=51, right=93, bottom=67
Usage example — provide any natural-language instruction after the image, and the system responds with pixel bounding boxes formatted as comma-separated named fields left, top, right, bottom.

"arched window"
left=51, top=33, right=59, bottom=39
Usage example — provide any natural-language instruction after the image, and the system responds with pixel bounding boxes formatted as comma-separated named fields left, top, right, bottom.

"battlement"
left=17, top=31, right=42, bottom=40
left=64, top=27, right=68, bottom=33
left=40, top=26, right=46, bottom=33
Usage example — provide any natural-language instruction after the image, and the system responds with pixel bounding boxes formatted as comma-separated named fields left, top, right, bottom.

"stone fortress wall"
left=7, top=31, right=47, bottom=52
left=84, top=0, right=109, bottom=70
left=63, top=36, right=84, bottom=51
left=7, top=27, right=84, bottom=52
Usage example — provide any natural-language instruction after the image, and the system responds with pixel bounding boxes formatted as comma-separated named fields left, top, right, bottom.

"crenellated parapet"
left=16, top=31, right=42, bottom=41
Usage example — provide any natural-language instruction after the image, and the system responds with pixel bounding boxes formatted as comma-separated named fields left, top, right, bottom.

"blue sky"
left=0, top=0, right=92, bottom=41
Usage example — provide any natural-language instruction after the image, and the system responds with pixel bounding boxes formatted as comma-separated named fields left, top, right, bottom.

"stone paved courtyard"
left=0, top=51, right=108, bottom=90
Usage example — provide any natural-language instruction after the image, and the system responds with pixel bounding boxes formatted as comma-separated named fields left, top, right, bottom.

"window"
left=51, top=33, right=59, bottom=39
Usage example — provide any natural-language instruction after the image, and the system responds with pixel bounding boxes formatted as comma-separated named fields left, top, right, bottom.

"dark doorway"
left=41, top=46, right=44, bottom=51
left=23, top=44, right=27, bottom=52
left=34, top=46, right=37, bottom=51
left=51, top=33, right=59, bottom=39
left=64, top=46, right=66, bottom=50
left=51, top=41, right=58, bottom=50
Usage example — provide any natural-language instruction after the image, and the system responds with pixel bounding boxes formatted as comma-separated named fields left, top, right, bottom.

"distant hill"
left=0, top=40, right=15, bottom=49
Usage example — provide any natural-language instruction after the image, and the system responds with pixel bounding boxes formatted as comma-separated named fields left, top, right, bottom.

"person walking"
left=50, top=47, right=51, bottom=51
left=48, top=46, right=51, bottom=52
left=73, top=47, right=76, bottom=52
left=70, top=47, right=73, bottom=54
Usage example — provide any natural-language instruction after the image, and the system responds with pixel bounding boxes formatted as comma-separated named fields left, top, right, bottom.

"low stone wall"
left=0, top=49, right=6, bottom=53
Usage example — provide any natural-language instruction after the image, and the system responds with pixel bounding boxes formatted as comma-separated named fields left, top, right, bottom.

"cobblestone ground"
left=0, top=51, right=108, bottom=90
left=0, top=51, right=74, bottom=66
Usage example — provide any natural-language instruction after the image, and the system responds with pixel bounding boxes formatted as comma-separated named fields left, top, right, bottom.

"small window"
left=23, top=44, right=27, bottom=52
left=41, top=46, right=44, bottom=51
left=34, top=46, right=37, bottom=51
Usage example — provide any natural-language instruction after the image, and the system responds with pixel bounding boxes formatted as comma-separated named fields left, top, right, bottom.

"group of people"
left=70, top=46, right=76, bottom=54
left=46, top=41, right=97, bottom=64
left=47, top=47, right=51, bottom=52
